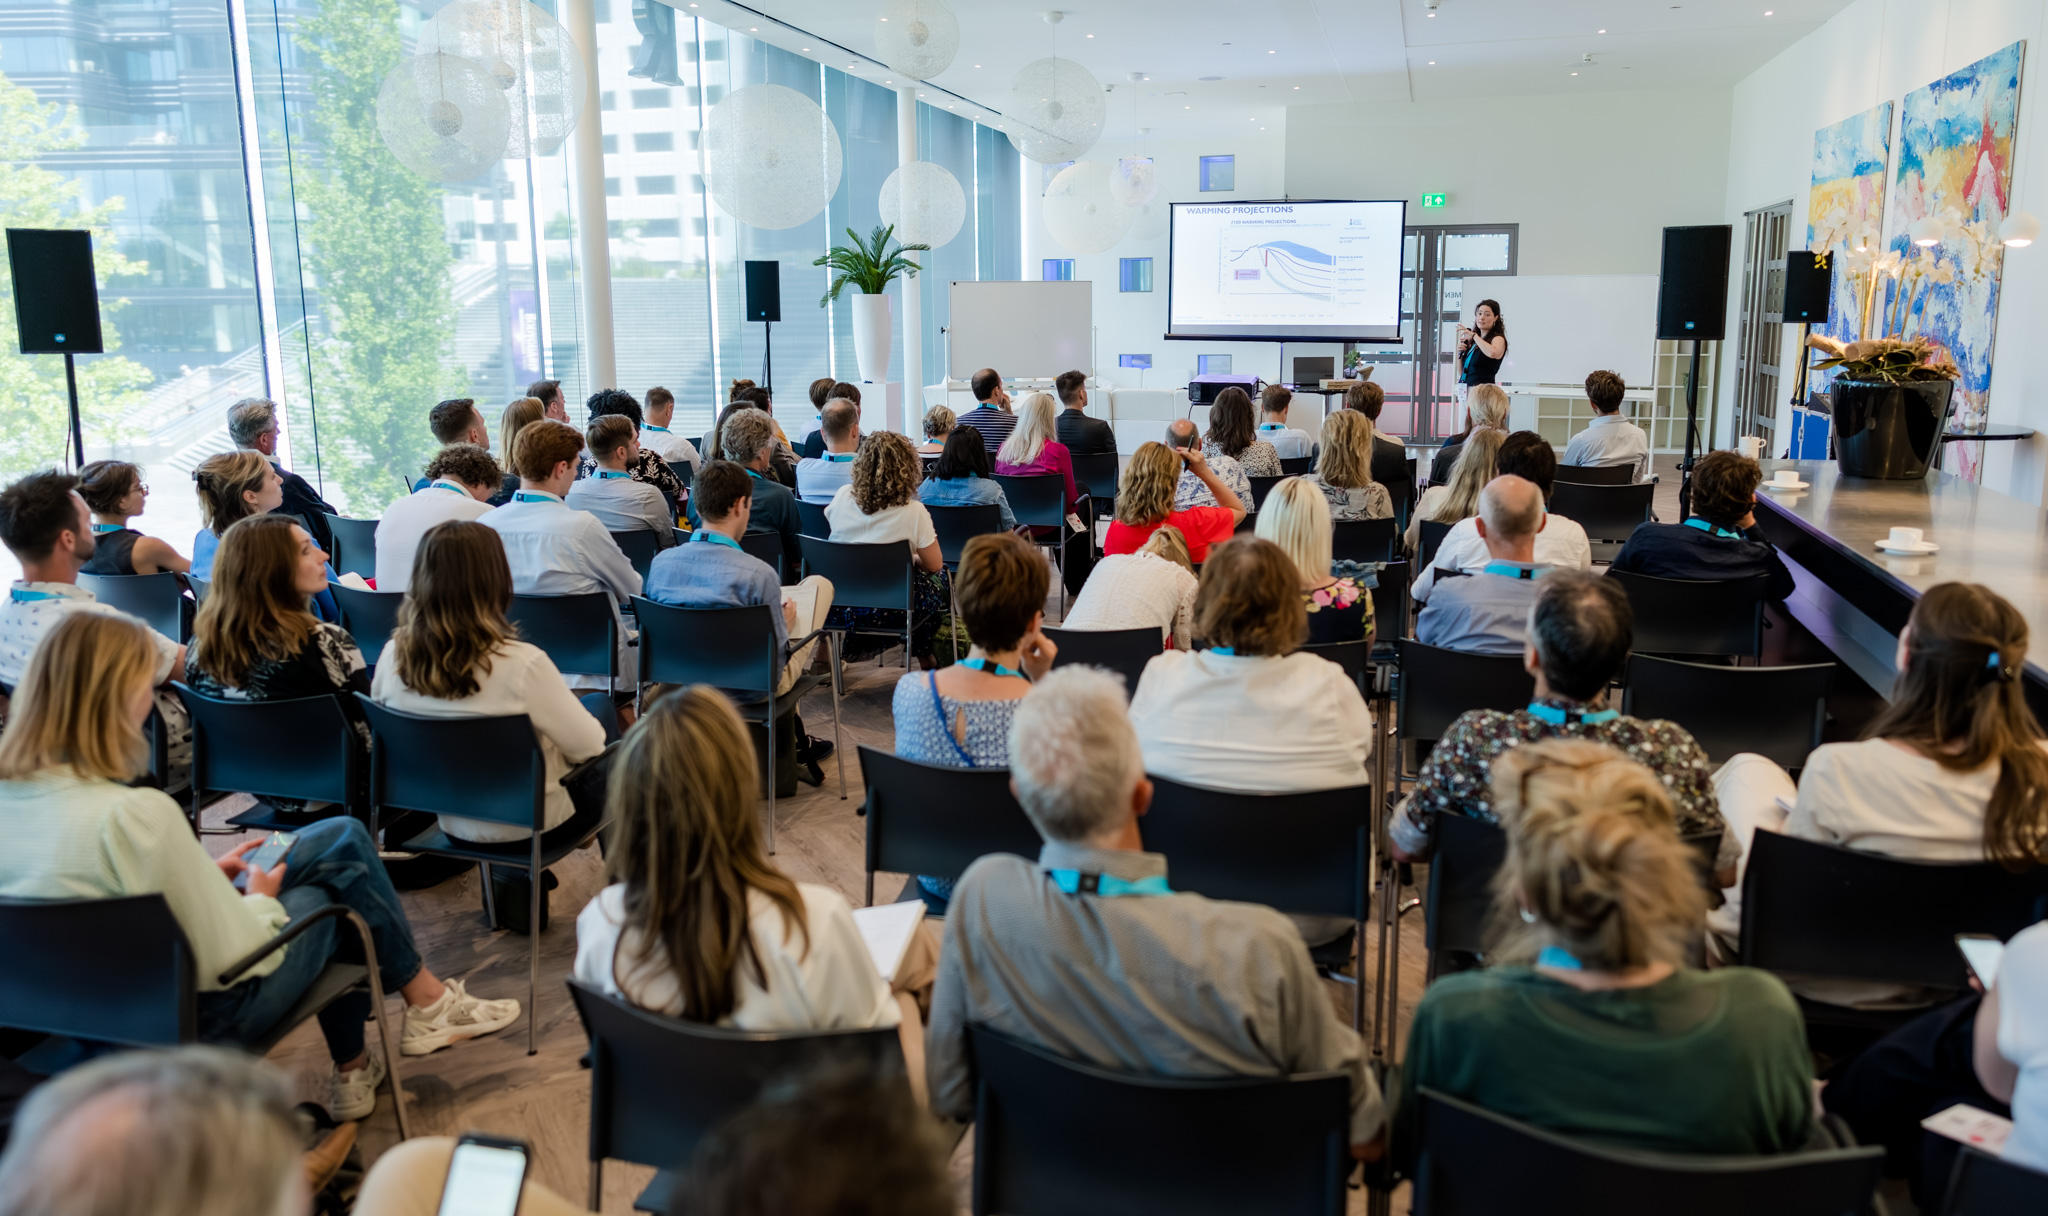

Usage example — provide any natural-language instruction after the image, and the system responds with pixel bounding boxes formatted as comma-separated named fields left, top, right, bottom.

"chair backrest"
left=664, top=459, right=694, bottom=497
left=0, top=894, right=195, bottom=1045
left=858, top=746, right=1041, bottom=883
left=1411, top=1089, right=1884, bottom=1216
left=1939, top=1147, right=2048, bottom=1216
left=1418, top=519, right=1454, bottom=574
left=799, top=538, right=913, bottom=612
left=186, top=573, right=211, bottom=604
left=1142, top=776, right=1372, bottom=921
left=1426, top=813, right=1509, bottom=975
left=355, top=694, right=547, bottom=831
left=77, top=572, right=186, bottom=642
left=1300, top=639, right=1369, bottom=697
left=1278, top=455, right=1315, bottom=476
left=1330, top=517, right=1397, bottom=564
left=738, top=530, right=787, bottom=583
left=1043, top=625, right=1161, bottom=697
left=1739, top=831, right=2048, bottom=990
left=630, top=597, right=780, bottom=698
left=1552, top=462, right=1636, bottom=486
left=1396, top=640, right=1535, bottom=745
left=1248, top=474, right=1285, bottom=509
left=1547, top=482, right=1656, bottom=543
left=970, top=1024, right=1351, bottom=1216
left=328, top=583, right=405, bottom=664
left=1234, top=510, right=1259, bottom=535
left=1621, top=656, right=1831, bottom=768
left=1387, top=461, right=1419, bottom=530
left=569, top=981, right=905, bottom=1176
left=609, top=530, right=660, bottom=583
left=927, top=503, right=1006, bottom=566
left=507, top=591, right=619, bottom=679
left=1070, top=452, right=1119, bottom=504
left=173, top=683, right=360, bottom=810
left=1371, top=559, right=1410, bottom=651
left=794, top=498, right=833, bottom=540
left=325, top=514, right=380, bottom=578
left=1606, top=569, right=1770, bottom=660
left=992, top=474, right=1065, bottom=529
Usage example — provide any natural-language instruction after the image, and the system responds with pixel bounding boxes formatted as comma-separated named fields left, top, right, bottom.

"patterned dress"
left=186, top=621, right=370, bottom=814
left=1305, top=474, right=1395, bottom=522
left=1303, top=576, right=1371, bottom=645
left=1211, top=438, right=1281, bottom=478
left=892, top=672, right=1022, bottom=902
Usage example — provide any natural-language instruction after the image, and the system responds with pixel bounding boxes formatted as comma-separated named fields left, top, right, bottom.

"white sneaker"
left=402, top=978, right=521, bottom=1056
left=329, top=1050, right=386, bottom=1122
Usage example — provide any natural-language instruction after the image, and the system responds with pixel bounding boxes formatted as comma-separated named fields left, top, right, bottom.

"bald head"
left=1476, top=474, right=1543, bottom=559
left=820, top=398, right=860, bottom=449
left=1164, top=419, right=1200, bottom=449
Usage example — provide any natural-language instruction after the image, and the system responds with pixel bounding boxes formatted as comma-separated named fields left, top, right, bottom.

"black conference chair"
left=1407, top=1089, right=1882, bottom=1216
left=927, top=503, right=1007, bottom=660
left=1044, top=625, right=1160, bottom=697
left=1548, top=482, right=1656, bottom=559
left=794, top=498, right=833, bottom=541
left=1369, top=558, right=1410, bottom=660
left=185, top=572, right=211, bottom=604
left=1301, top=639, right=1369, bottom=699
left=0, top=892, right=412, bottom=1137
left=1622, top=656, right=1832, bottom=768
left=1551, top=462, right=1636, bottom=486
left=508, top=591, right=620, bottom=685
left=1234, top=509, right=1259, bottom=535
left=631, top=596, right=843, bottom=851
left=172, top=683, right=364, bottom=833
left=970, top=1024, right=1352, bottom=1216
left=356, top=696, right=607, bottom=1055
left=328, top=583, right=405, bottom=667
left=569, top=979, right=904, bottom=1214
left=1143, top=775, right=1374, bottom=1031
left=1426, top=812, right=1510, bottom=982
left=801, top=538, right=934, bottom=676
left=1278, top=455, right=1315, bottom=476
left=1070, top=452, right=1119, bottom=521
left=1939, top=1147, right=2048, bottom=1215
left=857, top=746, right=1039, bottom=907
left=664, top=459, right=693, bottom=498
left=992, top=473, right=1071, bottom=609
left=1332, top=517, right=1398, bottom=564
left=1416, top=519, right=1453, bottom=574
left=1386, top=459, right=1419, bottom=531
left=609, top=530, right=661, bottom=583
left=1394, top=640, right=1535, bottom=775
left=738, top=530, right=789, bottom=584
left=78, top=571, right=187, bottom=642
left=1607, top=570, right=1772, bottom=662
left=323, top=514, right=379, bottom=578
left=1248, top=474, right=1286, bottom=509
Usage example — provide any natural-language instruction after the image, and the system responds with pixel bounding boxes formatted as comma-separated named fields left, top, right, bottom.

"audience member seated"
left=993, top=391, right=1081, bottom=510
left=1258, top=478, right=1372, bottom=646
left=566, top=415, right=677, bottom=547
left=795, top=399, right=862, bottom=504
left=1345, top=379, right=1412, bottom=491
left=1204, top=385, right=1280, bottom=479
left=371, top=520, right=606, bottom=844
left=77, top=460, right=189, bottom=577
left=1130, top=537, right=1372, bottom=790
left=892, top=532, right=1054, bottom=911
left=808, top=382, right=863, bottom=462
left=575, top=389, right=686, bottom=508
left=191, top=450, right=283, bottom=579
left=412, top=397, right=490, bottom=491
left=824, top=430, right=947, bottom=666
left=1104, top=441, right=1245, bottom=565
left=0, top=470, right=190, bottom=783
left=574, top=686, right=937, bottom=1092
left=1391, top=569, right=1734, bottom=876
left=1415, top=475, right=1548, bottom=655
left=1304, top=409, right=1394, bottom=522
left=694, top=409, right=803, bottom=573
left=483, top=418, right=642, bottom=690
left=1561, top=369, right=1651, bottom=482
left=918, top=404, right=955, bottom=456
left=1610, top=449, right=1794, bottom=599
left=1166, top=417, right=1252, bottom=511
left=376, top=443, right=501, bottom=593
left=917, top=425, right=1017, bottom=530
left=793, top=376, right=836, bottom=455
left=228, top=396, right=335, bottom=554
left=0, top=615, right=518, bottom=1115
left=705, top=389, right=797, bottom=487
left=926, top=666, right=1385, bottom=1156
left=495, top=396, right=545, bottom=506
left=1708, top=583, right=2048, bottom=1002
left=1413, top=431, right=1593, bottom=603
left=1405, top=428, right=1504, bottom=556
left=1428, top=383, right=1510, bottom=486
left=1053, top=368, right=1117, bottom=456
left=645, top=461, right=834, bottom=786
left=1258, top=384, right=1315, bottom=460
left=957, top=367, right=1017, bottom=454
left=638, top=385, right=702, bottom=472
left=1395, top=739, right=1814, bottom=1163
left=1064, top=524, right=1199, bottom=650
left=529, top=376, right=569, bottom=422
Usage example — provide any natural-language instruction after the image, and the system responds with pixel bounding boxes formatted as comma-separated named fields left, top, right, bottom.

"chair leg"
left=344, top=908, right=412, bottom=1141
left=829, top=636, right=847, bottom=801
left=588, top=1160, right=603, bottom=1213
left=478, top=863, right=497, bottom=928
left=865, top=869, right=875, bottom=907
left=1352, top=916, right=1366, bottom=1035
left=528, top=839, right=541, bottom=1057
left=766, top=707, right=777, bottom=855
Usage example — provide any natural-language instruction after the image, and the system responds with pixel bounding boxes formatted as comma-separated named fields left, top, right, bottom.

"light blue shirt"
left=564, top=472, right=677, bottom=547
left=918, top=473, right=1018, bottom=531
left=1258, top=423, right=1314, bottom=460
left=1415, top=561, right=1547, bottom=656
left=796, top=451, right=858, bottom=504
left=1561, top=412, right=1651, bottom=484
left=644, top=534, right=788, bottom=656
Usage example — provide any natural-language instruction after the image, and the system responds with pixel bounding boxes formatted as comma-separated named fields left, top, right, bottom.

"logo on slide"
left=1224, top=240, right=1335, bottom=300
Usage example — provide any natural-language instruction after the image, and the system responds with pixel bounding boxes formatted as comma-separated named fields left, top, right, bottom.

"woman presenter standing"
left=1456, top=299, right=1507, bottom=405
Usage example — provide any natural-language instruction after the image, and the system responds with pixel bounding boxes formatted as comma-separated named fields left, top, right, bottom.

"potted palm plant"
left=815, top=223, right=931, bottom=385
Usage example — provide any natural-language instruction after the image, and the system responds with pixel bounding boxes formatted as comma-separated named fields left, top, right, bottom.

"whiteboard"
left=1485, top=274, right=1658, bottom=389
left=945, top=281, right=1092, bottom=380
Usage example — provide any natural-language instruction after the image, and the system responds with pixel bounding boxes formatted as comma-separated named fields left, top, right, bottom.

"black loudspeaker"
left=7, top=229, right=104, bottom=354
left=1654, top=225, right=1732, bottom=341
left=1782, top=250, right=1832, bottom=323
left=744, top=260, right=780, bottom=323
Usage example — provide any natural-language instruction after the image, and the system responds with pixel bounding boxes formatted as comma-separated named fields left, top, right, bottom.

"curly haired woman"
left=822, top=430, right=948, bottom=665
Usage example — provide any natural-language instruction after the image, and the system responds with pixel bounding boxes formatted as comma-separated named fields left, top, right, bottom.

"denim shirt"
left=918, top=474, right=1017, bottom=531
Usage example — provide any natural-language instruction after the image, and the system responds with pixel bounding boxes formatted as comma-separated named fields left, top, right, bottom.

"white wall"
left=1721, top=0, right=2048, bottom=503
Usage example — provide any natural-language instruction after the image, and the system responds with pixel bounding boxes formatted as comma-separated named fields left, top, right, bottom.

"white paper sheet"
left=850, top=900, right=925, bottom=981
left=1922, top=1103, right=2013, bottom=1153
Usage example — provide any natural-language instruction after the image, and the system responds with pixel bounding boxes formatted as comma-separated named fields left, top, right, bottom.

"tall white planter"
left=851, top=292, right=892, bottom=384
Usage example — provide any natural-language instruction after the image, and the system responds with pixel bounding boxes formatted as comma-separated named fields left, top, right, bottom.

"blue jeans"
left=196, top=817, right=423, bottom=1063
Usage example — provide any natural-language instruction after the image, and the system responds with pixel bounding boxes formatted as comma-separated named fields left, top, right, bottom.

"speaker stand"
left=64, top=351, right=84, bottom=471
left=1677, top=339, right=1702, bottom=520
left=760, top=321, right=773, bottom=396
left=1789, top=321, right=1814, bottom=420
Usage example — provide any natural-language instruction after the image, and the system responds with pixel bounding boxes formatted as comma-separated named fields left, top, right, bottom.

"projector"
left=1188, top=374, right=1262, bottom=404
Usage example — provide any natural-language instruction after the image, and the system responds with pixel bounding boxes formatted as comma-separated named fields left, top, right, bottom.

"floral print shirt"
left=1304, top=576, right=1372, bottom=645
left=1209, top=439, right=1281, bottom=479
left=1174, top=451, right=1252, bottom=512
left=1305, top=474, right=1395, bottom=522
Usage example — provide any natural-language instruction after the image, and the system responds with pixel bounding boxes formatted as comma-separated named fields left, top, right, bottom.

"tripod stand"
left=1677, top=340, right=1703, bottom=520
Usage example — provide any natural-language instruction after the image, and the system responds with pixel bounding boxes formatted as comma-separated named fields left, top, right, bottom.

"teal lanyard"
left=1526, top=700, right=1619, bottom=726
left=643, top=424, right=669, bottom=434
left=595, top=470, right=631, bottom=480
left=746, top=469, right=768, bottom=482
left=1209, top=646, right=1236, bottom=656
left=1537, top=945, right=1582, bottom=970
left=428, top=479, right=469, bottom=497
left=91, top=523, right=125, bottom=534
left=513, top=491, right=559, bottom=503
left=1482, top=561, right=1545, bottom=579
left=957, top=656, right=1024, bottom=679
left=822, top=452, right=855, bottom=463
left=9, top=587, right=63, bottom=603
left=1683, top=518, right=1745, bottom=540
left=1048, top=870, right=1175, bottom=897
left=692, top=530, right=742, bottom=551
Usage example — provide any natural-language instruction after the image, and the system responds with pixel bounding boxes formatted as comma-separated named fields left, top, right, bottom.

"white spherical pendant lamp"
left=377, top=52, right=512, bottom=182
left=1007, top=57, right=1105, bottom=163
left=879, top=161, right=966, bottom=248
left=421, top=0, right=585, bottom=158
left=704, top=84, right=844, bottom=230
left=1044, top=160, right=1132, bottom=254
left=874, top=0, right=959, bottom=80
left=1111, top=156, right=1158, bottom=206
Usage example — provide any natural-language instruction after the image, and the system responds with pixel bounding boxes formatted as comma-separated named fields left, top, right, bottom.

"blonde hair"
left=499, top=397, right=545, bottom=471
left=192, top=452, right=272, bottom=537
left=922, top=405, right=956, bottom=440
left=1139, top=523, right=1193, bottom=574
left=1489, top=739, right=1707, bottom=972
left=996, top=392, right=1059, bottom=466
left=850, top=430, right=921, bottom=515
left=1315, top=410, right=1378, bottom=491
left=1255, top=477, right=1332, bottom=583
left=1115, top=442, right=1181, bottom=526
left=1468, top=383, right=1510, bottom=431
left=0, top=613, right=156, bottom=782
left=1426, top=428, right=1506, bottom=525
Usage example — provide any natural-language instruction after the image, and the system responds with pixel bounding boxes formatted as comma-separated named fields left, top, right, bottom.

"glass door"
left=1734, top=201, right=1792, bottom=453
left=1351, top=225, right=1517, bottom=441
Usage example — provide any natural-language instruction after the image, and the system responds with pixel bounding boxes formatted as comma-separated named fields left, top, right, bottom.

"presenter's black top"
left=82, top=527, right=140, bottom=576
left=1056, top=408, right=1117, bottom=456
left=1460, top=337, right=1503, bottom=386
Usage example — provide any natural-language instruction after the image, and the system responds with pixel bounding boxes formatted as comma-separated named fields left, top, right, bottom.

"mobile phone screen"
left=247, top=831, right=295, bottom=872
left=435, top=1140, right=527, bottom=1216
left=1958, top=936, right=2006, bottom=987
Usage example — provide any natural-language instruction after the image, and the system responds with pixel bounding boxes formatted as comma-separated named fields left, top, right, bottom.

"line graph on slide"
left=1223, top=238, right=1337, bottom=300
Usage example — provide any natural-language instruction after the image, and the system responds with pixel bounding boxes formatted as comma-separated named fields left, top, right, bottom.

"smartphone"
left=435, top=1133, right=530, bottom=1216
left=1957, top=933, right=2006, bottom=987
left=246, top=831, right=296, bottom=872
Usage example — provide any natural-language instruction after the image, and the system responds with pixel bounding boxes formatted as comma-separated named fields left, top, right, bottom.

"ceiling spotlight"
left=1086, top=33, right=1093, bottom=37
left=749, top=26, right=757, bottom=31
left=2001, top=211, right=2040, bottom=246
left=1598, top=28, right=1606, bottom=33
left=1293, top=85, right=1300, bottom=89
left=1764, top=8, right=1773, bottom=13
left=1571, top=71, right=1579, bottom=76
left=1428, top=60, right=1436, bottom=64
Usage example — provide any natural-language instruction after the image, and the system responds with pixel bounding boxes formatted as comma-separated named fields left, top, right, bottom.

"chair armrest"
left=217, top=903, right=354, bottom=986
left=784, top=626, right=830, bottom=659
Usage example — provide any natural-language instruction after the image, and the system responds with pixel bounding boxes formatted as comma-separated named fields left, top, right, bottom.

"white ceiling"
left=678, top=0, right=1855, bottom=140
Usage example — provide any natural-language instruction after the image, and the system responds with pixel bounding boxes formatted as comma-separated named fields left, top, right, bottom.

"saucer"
left=1761, top=479, right=1809, bottom=491
left=1875, top=539, right=1940, bottom=555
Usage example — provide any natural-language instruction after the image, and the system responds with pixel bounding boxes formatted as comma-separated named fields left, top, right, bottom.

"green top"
left=1396, top=966, right=1814, bottom=1161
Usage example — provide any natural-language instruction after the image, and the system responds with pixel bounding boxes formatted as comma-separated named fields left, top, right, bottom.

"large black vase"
left=1833, top=378, right=1956, bottom=479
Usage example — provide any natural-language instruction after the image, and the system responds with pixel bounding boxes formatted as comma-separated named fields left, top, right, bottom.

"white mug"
left=1739, top=435, right=1763, bottom=460
left=1887, top=526, right=1925, bottom=549
left=1769, top=469, right=1802, bottom=487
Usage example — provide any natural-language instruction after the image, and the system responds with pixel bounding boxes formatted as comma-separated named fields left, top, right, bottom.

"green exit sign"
left=1421, top=192, right=1448, bottom=208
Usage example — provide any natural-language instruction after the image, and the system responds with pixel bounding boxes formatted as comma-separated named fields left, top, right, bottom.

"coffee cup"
left=1739, top=435, right=1764, bottom=460
left=1887, top=526, right=1925, bottom=549
left=1768, top=469, right=1803, bottom=487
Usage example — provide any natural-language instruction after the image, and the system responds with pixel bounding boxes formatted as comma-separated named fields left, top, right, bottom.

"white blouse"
left=1065, top=553, right=1200, bottom=650
left=1129, top=650, right=1373, bottom=792
left=573, top=882, right=898, bottom=1031
left=1786, top=736, right=2010, bottom=860
left=823, top=486, right=937, bottom=550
